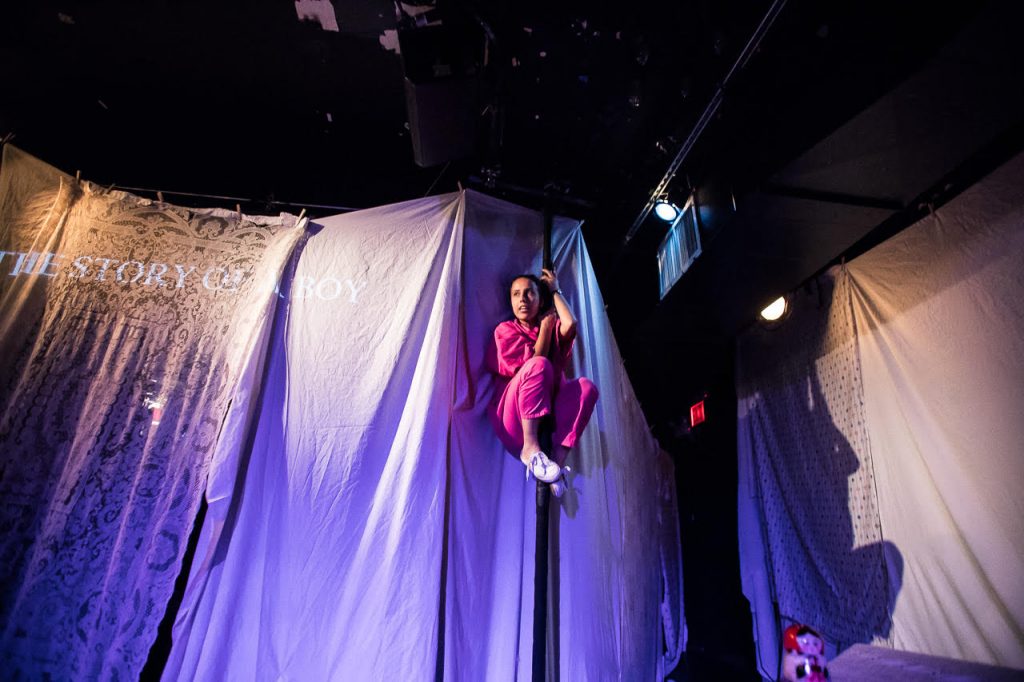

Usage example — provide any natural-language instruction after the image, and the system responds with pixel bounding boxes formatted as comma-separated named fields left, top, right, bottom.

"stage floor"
left=830, top=644, right=1024, bottom=681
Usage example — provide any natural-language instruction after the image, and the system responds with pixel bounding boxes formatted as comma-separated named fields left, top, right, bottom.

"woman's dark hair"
left=508, top=273, right=553, bottom=314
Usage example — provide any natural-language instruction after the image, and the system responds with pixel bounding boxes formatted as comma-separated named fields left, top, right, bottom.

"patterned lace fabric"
left=737, top=270, right=894, bottom=646
left=0, top=146, right=301, bottom=679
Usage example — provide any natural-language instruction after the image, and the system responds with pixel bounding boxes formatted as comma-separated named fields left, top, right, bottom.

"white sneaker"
left=526, top=451, right=561, bottom=483
left=549, top=466, right=571, bottom=498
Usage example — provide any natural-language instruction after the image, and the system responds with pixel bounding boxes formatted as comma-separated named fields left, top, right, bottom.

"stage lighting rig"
left=654, top=196, right=680, bottom=222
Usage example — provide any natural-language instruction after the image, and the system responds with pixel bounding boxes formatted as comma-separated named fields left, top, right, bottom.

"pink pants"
left=491, top=356, right=599, bottom=455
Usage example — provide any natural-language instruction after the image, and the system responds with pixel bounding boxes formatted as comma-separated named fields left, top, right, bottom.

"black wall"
left=659, top=341, right=760, bottom=682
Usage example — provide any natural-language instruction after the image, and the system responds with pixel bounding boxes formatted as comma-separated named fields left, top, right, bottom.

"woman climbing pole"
left=488, top=268, right=599, bottom=496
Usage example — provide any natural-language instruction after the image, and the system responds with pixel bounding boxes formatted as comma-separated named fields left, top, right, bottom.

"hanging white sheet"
left=0, top=146, right=303, bottom=680
left=737, top=151, right=1024, bottom=676
left=446, top=193, right=685, bottom=680
left=165, top=190, right=684, bottom=680
left=847, top=153, right=1024, bottom=666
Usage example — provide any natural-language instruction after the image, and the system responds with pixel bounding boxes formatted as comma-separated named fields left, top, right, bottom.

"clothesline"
left=109, top=185, right=360, bottom=213
left=0, top=135, right=360, bottom=214
left=112, top=152, right=451, bottom=211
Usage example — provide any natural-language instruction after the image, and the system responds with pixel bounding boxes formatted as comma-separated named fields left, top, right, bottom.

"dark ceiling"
left=3, top=0, right=1023, bottom=428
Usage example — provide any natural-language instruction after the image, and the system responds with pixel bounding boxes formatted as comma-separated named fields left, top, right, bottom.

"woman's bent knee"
left=521, top=355, right=554, bottom=377
left=580, top=377, right=599, bottom=404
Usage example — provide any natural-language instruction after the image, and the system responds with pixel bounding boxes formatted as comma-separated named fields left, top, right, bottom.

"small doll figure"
left=781, top=624, right=829, bottom=682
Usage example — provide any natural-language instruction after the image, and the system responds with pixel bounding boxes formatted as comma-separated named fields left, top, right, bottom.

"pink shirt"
left=488, top=318, right=576, bottom=380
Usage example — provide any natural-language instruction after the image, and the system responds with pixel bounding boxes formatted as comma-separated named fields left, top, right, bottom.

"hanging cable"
left=422, top=161, right=452, bottom=197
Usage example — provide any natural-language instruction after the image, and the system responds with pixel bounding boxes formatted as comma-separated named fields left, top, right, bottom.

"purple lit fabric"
left=165, top=191, right=685, bottom=680
left=0, top=146, right=302, bottom=680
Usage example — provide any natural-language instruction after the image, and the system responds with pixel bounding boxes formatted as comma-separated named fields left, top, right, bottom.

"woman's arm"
left=540, top=268, right=576, bottom=338
left=534, top=311, right=557, bottom=358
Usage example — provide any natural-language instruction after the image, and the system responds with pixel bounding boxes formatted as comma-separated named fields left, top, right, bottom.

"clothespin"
left=457, top=181, right=464, bottom=191
left=236, top=203, right=243, bottom=222
left=157, top=191, right=164, bottom=203
left=104, top=182, right=116, bottom=194
left=0, top=132, right=14, bottom=146
left=75, top=170, right=81, bottom=185
left=297, top=208, right=307, bottom=223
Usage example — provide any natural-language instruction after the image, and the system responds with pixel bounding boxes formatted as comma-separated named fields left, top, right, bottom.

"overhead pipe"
left=625, top=0, right=789, bottom=243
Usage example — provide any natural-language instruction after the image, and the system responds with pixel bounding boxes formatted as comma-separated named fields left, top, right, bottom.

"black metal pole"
left=532, top=204, right=555, bottom=680
left=542, top=204, right=553, bottom=272
left=531, top=476, right=550, bottom=678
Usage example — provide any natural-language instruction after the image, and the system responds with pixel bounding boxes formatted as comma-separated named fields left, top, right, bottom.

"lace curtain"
left=0, top=146, right=302, bottom=680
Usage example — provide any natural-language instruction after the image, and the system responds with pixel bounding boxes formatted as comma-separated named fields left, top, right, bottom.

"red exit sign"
left=690, top=400, right=706, bottom=427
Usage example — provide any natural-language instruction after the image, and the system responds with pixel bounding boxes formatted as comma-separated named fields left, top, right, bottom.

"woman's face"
left=510, top=277, right=540, bottom=324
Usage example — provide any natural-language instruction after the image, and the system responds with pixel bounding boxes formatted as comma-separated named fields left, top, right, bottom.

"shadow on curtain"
left=737, top=272, right=904, bottom=678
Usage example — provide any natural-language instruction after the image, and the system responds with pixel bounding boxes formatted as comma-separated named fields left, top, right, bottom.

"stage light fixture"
left=760, top=296, right=787, bottom=322
left=654, top=198, right=679, bottom=222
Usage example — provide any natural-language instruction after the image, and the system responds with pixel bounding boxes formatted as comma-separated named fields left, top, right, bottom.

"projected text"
left=0, top=250, right=368, bottom=302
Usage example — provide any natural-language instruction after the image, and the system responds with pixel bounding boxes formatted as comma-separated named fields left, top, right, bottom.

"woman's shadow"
left=788, top=367, right=903, bottom=647
left=743, top=280, right=904, bottom=652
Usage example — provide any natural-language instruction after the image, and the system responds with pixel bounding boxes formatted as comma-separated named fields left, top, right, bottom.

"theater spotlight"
left=654, top=197, right=679, bottom=222
left=760, top=296, right=788, bottom=322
